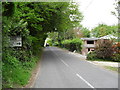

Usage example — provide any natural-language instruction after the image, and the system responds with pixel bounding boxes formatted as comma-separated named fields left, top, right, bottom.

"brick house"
left=81, top=38, right=99, bottom=56
left=81, top=35, right=118, bottom=56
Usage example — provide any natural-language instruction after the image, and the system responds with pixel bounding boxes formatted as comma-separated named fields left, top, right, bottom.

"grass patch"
left=2, top=50, right=42, bottom=88
left=87, top=58, right=118, bottom=62
left=104, top=66, right=119, bottom=73
left=3, top=63, right=30, bottom=88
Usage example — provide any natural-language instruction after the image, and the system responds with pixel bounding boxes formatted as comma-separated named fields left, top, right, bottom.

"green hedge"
left=112, top=53, right=120, bottom=62
left=2, top=49, right=40, bottom=88
left=86, top=40, right=120, bottom=62
left=87, top=51, right=97, bottom=60
left=87, top=51, right=120, bottom=62
left=46, top=39, right=52, bottom=46
left=61, top=38, right=82, bottom=52
left=53, top=41, right=59, bottom=46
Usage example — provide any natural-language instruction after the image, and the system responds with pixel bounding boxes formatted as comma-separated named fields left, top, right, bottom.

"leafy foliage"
left=73, top=27, right=90, bottom=38
left=112, top=42, right=120, bottom=62
left=61, top=38, right=83, bottom=52
left=87, top=51, right=97, bottom=60
left=95, top=40, right=114, bottom=59
left=2, top=2, right=82, bottom=88
left=87, top=40, right=120, bottom=62
left=112, top=53, right=120, bottom=62
left=2, top=49, right=39, bottom=88
left=81, top=28, right=90, bottom=37
left=46, top=39, right=52, bottom=46
left=91, top=24, right=118, bottom=38
left=112, top=0, right=119, bottom=20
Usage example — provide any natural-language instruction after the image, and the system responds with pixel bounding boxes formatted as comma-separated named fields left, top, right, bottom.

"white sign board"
left=10, top=36, right=22, bottom=47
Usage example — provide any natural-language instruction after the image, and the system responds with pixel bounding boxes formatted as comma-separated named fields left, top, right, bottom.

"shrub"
left=53, top=41, right=59, bottom=46
left=112, top=53, right=120, bottom=62
left=87, top=51, right=97, bottom=60
left=61, top=38, right=82, bottom=52
left=2, top=48, right=40, bottom=88
left=46, top=39, right=52, bottom=46
left=112, top=42, right=120, bottom=62
left=71, top=38, right=83, bottom=52
left=62, top=39, right=71, bottom=50
left=2, top=54, right=30, bottom=88
left=95, top=40, right=114, bottom=59
left=87, top=40, right=120, bottom=62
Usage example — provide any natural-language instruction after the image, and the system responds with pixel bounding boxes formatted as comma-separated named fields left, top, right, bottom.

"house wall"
left=81, top=37, right=116, bottom=56
left=81, top=40, right=97, bottom=56
left=81, top=47, right=88, bottom=56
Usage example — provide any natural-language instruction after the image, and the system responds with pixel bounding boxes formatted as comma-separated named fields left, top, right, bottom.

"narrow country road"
left=33, top=47, right=118, bottom=88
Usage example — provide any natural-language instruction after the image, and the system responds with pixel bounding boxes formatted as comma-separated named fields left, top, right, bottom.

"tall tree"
left=2, top=2, right=83, bottom=87
left=73, top=27, right=90, bottom=38
left=91, top=24, right=118, bottom=38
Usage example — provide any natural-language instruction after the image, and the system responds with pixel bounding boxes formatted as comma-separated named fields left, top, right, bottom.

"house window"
left=87, top=41, right=94, bottom=44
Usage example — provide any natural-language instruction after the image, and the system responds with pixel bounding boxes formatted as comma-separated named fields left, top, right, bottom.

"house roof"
left=81, top=35, right=118, bottom=40
left=81, top=38, right=99, bottom=40
left=99, top=35, right=118, bottom=39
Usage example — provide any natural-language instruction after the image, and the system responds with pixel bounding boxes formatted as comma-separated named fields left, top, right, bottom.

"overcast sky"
left=74, top=0, right=118, bottom=30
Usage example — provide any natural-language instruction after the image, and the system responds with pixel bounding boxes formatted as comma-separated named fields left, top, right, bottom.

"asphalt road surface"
left=33, top=47, right=118, bottom=89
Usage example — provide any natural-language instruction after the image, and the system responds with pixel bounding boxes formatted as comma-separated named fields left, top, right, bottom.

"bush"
left=2, top=48, right=40, bottom=88
left=62, top=39, right=71, bottom=50
left=87, top=51, right=97, bottom=60
left=112, top=53, right=120, bottom=62
left=53, top=41, right=59, bottom=46
left=2, top=54, right=30, bottom=88
left=87, top=40, right=120, bottom=62
left=46, top=39, right=52, bottom=46
left=95, top=40, right=113, bottom=59
left=112, top=42, right=120, bottom=62
left=61, top=38, right=82, bottom=52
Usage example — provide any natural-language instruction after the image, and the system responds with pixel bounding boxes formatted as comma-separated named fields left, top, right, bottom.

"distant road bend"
left=33, top=47, right=118, bottom=88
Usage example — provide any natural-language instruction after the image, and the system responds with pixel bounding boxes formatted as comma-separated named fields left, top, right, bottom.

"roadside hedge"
left=87, top=51, right=97, bottom=60
left=61, top=38, right=83, bottom=52
left=87, top=40, right=120, bottom=62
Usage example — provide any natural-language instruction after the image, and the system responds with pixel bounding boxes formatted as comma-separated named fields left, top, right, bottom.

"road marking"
left=61, top=59, right=69, bottom=67
left=50, top=48, right=69, bottom=67
left=50, top=47, right=96, bottom=89
left=76, top=73, right=96, bottom=89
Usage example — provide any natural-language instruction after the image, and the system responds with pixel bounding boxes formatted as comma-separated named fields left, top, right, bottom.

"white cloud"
left=75, top=0, right=118, bottom=29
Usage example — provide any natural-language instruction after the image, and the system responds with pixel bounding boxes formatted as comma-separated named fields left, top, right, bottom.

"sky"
left=74, top=0, right=118, bottom=30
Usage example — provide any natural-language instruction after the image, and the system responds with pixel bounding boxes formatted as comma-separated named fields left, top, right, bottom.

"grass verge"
left=87, top=58, right=119, bottom=62
left=2, top=49, right=43, bottom=88
left=104, top=66, right=119, bottom=73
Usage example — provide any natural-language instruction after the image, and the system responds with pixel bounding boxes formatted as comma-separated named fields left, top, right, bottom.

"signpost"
left=10, top=36, right=22, bottom=47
